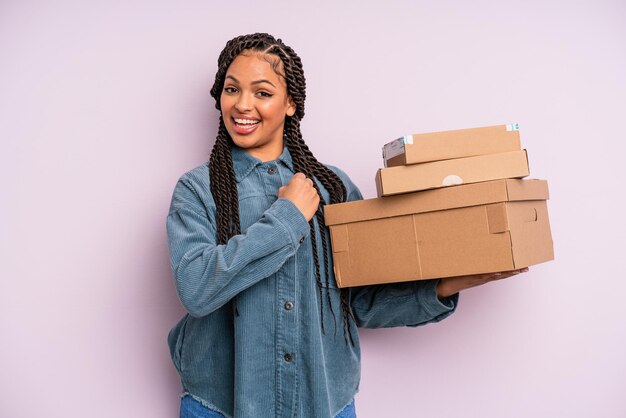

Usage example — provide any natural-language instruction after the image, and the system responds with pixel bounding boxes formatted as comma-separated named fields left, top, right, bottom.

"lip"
left=231, top=116, right=260, bottom=135
left=232, top=114, right=260, bottom=122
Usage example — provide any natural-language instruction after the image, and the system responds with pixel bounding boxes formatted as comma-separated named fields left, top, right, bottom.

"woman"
left=166, top=32, right=524, bottom=418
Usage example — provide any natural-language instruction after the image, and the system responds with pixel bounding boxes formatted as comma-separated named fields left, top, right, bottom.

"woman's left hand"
left=436, top=267, right=529, bottom=299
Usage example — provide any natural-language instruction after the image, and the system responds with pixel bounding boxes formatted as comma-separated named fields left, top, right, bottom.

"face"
left=220, top=52, right=296, bottom=162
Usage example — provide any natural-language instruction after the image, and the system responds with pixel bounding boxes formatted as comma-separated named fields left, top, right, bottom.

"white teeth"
left=234, top=118, right=259, bottom=125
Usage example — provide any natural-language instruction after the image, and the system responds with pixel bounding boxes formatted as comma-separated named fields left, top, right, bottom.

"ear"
left=286, top=97, right=296, bottom=117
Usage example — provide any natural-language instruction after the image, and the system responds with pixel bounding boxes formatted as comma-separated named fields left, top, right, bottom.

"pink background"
left=2, top=1, right=625, bottom=417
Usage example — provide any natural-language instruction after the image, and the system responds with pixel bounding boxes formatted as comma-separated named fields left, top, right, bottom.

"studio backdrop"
left=1, top=1, right=624, bottom=417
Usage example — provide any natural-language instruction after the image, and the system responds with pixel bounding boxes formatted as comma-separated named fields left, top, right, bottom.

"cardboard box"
left=324, top=179, right=554, bottom=288
left=375, top=149, right=529, bottom=197
left=383, top=124, right=521, bottom=167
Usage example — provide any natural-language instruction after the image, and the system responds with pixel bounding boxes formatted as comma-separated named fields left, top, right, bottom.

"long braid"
left=208, top=33, right=354, bottom=345
left=284, top=119, right=340, bottom=336
left=209, top=117, right=241, bottom=315
left=209, top=118, right=238, bottom=245
left=284, top=118, right=339, bottom=336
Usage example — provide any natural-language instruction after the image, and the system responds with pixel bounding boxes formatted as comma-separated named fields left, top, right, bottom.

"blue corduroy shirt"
left=166, top=145, right=458, bottom=418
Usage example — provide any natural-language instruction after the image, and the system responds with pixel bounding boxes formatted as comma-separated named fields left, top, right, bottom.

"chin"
left=231, top=136, right=256, bottom=150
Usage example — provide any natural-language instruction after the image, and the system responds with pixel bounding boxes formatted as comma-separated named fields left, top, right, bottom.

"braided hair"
left=208, top=33, right=355, bottom=345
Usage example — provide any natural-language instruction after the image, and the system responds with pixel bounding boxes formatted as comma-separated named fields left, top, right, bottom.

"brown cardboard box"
left=375, top=150, right=529, bottom=197
left=324, top=179, right=553, bottom=288
left=383, top=124, right=521, bottom=167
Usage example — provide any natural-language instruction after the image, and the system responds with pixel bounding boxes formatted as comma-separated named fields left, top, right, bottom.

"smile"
left=232, top=117, right=260, bottom=134
left=234, top=118, right=260, bottom=125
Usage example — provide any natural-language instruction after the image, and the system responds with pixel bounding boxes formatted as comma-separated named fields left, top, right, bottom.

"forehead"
left=226, top=52, right=286, bottom=85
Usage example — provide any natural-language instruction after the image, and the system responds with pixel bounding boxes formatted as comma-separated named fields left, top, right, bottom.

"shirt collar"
left=231, top=145, right=295, bottom=182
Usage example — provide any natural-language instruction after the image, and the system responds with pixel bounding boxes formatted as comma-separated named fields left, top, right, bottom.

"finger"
left=292, top=172, right=306, bottom=180
left=494, top=270, right=523, bottom=280
left=494, top=268, right=526, bottom=279
left=485, top=271, right=515, bottom=282
left=306, top=178, right=314, bottom=186
left=494, top=268, right=527, bottom=277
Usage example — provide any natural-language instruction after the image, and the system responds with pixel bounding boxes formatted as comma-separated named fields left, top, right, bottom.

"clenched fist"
left=278, top=172, right=320, bottom=221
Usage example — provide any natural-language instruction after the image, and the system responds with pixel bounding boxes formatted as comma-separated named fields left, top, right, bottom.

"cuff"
left=415, top=279, right=459, bottom=318
left=266, top=198, right=311, bottom=248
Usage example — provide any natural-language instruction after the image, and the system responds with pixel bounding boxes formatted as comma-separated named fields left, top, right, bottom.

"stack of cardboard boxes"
left=324, top=124, right=554, bottom=288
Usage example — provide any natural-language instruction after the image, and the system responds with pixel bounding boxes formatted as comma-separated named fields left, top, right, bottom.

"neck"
left=245, top=140, right=284, bottom=162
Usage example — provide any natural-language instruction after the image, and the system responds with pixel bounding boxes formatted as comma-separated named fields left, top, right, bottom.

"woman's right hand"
left=278, top=172, right=320, bottom=221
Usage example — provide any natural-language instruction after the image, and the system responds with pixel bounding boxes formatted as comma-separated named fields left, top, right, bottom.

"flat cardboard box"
left=383, top=124, right=521, bottom=167
left=375, top=149, right=530, bottom=197
left=324, top=179, right=553, bottom=288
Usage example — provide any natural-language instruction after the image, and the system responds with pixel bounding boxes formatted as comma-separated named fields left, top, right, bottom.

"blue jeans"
left=335, top=399, right=356, bottom=418
left=180, top=394, right=356, bottom=417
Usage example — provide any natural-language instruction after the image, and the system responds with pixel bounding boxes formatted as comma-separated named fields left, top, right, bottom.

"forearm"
left=168, top=198, right=309, bottom=317
left=351, top=279, right=458, bottom=329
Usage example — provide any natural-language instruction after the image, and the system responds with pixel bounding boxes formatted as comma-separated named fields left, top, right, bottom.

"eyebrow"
left=225, top=75, right=276, bottom=88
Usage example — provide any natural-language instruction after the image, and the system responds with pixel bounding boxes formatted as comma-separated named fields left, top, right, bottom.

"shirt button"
left=284, top=353, right=294, bottom=362
left=299, top=236, right=305, bottom=244
left=267, top=166, right=276, bottom=174
left=284, top=301, right=294, bottom=310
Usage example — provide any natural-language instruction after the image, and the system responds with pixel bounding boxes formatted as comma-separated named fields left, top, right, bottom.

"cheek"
left=220, top=94, right=232, bottom=113
left=259, top=102, right=287, bottom=121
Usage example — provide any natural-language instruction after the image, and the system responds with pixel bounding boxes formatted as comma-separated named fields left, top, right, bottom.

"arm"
left=350, top=280, right=458, bottom=329
left=167, top=179, right=310, bottom=318
left=351, top=268, right=529, bottom=329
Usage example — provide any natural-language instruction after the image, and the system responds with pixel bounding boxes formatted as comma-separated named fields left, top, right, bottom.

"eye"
left=257, top=91, right=273, bottom=98
left=223, top=87, right=238, bottom=94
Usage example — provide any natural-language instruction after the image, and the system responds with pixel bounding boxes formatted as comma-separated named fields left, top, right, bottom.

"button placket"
left=275, top=260, right=298, bottom=410
left=269, top=162, right=299, bottom=412
left=259, top=163, right=281, bottom=196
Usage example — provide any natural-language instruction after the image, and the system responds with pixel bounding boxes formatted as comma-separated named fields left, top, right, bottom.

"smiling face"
left=220, top=52, right=296, bottom=162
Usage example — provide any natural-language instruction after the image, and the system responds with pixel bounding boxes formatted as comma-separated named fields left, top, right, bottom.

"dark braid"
left=208, top=33, right=354, bottom=344
left=209, top=117, right=241, bottom=315
left=209, top=118, right=240, bottom=244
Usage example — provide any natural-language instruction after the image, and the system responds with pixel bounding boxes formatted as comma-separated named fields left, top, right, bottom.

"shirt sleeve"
left=328, top=165, right=459, bottom=329
left=350, top=280, right=458, bottom=329
left=166, top=177, right=310, bottom=318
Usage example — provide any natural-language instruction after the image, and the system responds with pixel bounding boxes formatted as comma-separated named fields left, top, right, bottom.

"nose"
left=234, top=92, right=252, bottom=113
